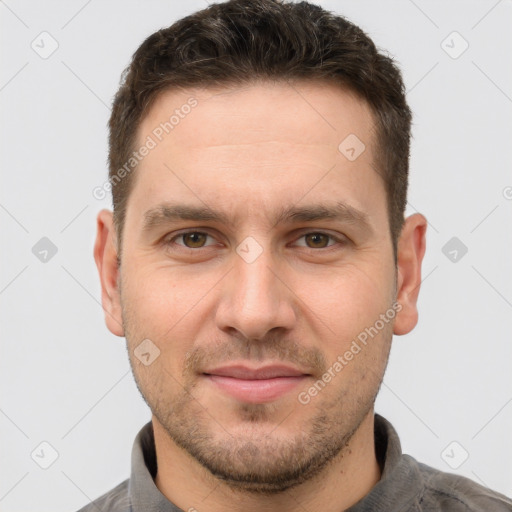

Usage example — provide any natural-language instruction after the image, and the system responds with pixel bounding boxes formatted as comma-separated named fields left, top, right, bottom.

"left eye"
left=293, top=232, right=339, bottom=249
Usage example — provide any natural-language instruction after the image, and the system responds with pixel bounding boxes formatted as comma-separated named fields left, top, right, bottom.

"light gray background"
left=1, top=1, right=511, bottom=511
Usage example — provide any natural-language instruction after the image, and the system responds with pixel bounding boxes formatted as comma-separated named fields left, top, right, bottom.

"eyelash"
left=163, top=230, right=347, bottom=252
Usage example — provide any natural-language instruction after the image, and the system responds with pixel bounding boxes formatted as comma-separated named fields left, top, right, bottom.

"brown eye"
left=181, top=232, right=209, bottom=248
left=304, top=233, right=331, bottom=248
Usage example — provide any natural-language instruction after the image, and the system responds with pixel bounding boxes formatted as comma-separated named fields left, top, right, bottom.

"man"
left=85, top=0, right=512, bottom=510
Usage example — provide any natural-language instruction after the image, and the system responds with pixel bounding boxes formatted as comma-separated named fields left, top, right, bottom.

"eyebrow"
left=142, top=201, right=373, bottom=234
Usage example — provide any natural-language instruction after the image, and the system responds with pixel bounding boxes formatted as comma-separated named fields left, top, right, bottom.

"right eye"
left=165, top=230, right=218, bottom=249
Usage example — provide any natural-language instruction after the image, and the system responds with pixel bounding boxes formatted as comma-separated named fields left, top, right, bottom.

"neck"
left=153, top=409, right=381, bottom=512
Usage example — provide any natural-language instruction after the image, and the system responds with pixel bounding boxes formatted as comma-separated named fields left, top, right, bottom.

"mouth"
left=202, top=364, right=311, bottom=404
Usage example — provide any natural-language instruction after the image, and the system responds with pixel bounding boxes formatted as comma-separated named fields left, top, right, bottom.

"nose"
left=215, top=244, right=297, bottom=340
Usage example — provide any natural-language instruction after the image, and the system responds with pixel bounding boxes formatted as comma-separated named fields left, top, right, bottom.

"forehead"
left=138, top=80, right=375, bottom=154
left=126, top=80, right=384, bottom=231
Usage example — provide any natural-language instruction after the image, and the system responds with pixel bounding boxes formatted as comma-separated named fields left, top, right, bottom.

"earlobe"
left=393, top=213, right=427, bottom=336
left=93, top=209, right=125, bottom=337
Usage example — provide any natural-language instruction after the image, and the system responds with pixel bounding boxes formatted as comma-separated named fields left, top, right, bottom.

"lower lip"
left=204, top=374, right=308, bottom=403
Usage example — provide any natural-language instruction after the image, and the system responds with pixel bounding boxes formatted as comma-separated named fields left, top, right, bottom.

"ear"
left=93, top=209, right=124, bottom=337
left=393, top=213, right=427, bottom=336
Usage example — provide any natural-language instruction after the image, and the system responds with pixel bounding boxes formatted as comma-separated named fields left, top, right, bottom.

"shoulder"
left=74, top=479, right=131, bottom=512
left=413, top=458, right=512, bottom=511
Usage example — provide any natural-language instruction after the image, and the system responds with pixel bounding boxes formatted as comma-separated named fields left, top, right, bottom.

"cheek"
left=121, top=262, right=229, bottom=373
left=294, top=263, right=394, bottom=344
left=123, top=263, right=208, bottom=327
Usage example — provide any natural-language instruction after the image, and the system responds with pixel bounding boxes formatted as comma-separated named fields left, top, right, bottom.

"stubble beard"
left=121, top=289, right=393, bottom=495
left=127, top=339, right=387, bottom=495
left=150, top=385, right=378, bottom=495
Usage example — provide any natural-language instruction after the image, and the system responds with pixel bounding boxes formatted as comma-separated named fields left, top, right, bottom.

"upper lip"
left=203, top=364, right=309, bottom=380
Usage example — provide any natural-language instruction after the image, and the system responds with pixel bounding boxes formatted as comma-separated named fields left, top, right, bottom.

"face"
left=95, top=80, right=425, bottom=494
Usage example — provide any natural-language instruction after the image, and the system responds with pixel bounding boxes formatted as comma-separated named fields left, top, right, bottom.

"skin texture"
left=94, top=80, right=427, bottom=512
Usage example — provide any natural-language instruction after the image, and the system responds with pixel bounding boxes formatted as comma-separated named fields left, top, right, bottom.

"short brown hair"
left=108, top=0, right=411, bottom=258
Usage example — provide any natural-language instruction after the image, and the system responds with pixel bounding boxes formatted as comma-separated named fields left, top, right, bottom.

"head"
left=95, top=0, right=426, bottom=495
